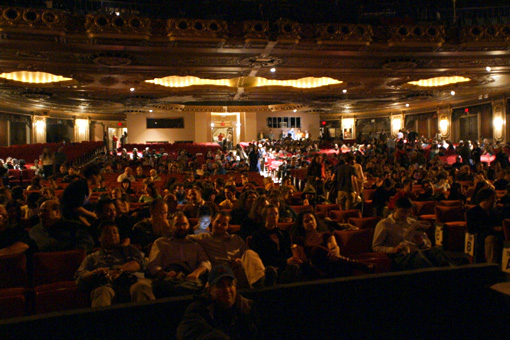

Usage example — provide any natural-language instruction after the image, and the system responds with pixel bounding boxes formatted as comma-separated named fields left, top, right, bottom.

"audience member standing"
left=40, top=146, right=55, bottom=178
left=332, top=153, right=357, bottom=210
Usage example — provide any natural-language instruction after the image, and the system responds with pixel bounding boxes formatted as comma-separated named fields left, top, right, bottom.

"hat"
left=208, top=265, right=236, bottom=286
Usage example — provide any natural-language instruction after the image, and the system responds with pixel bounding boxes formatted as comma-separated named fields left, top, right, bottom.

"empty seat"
left=32, top=250, right=88, bottom=314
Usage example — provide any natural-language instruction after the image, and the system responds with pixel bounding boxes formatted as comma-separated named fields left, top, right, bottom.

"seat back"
left=0, top=254, right=27, bottom=289
left=437, top=200, right=463, bottom=207
left=290, top=205, right=314, bottom=215
left=435, top=205, right=465, bottom=224
left=328, top=209, right=362, bottom=223
left=32, top=250, right=86, bottom=286
left=315, top=204, right=340, bottom=214
left=412, top=201, right=436, bottom=216
left=348, top=216, right=382, bottom=229
left=333, top=229, right=374, bottom=257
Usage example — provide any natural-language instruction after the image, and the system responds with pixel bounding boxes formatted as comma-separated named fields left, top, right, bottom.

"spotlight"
left=450, top=90, right=455, bottom=96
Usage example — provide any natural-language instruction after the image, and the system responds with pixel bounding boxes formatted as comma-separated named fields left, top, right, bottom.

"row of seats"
left=0, top=250, right=88, bottom=319
left=0, top=141, right=103, bottom=165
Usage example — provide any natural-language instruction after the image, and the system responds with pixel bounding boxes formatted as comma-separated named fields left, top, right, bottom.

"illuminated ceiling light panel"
left=407, top=76, right=470, bottom=87
left=255, top=77, right=342, bottom=88
left=145, top=76, right=231, bottom=87
left=146, top=76, right=342, bottom=89
left=0, top=71, right=72, bottom=84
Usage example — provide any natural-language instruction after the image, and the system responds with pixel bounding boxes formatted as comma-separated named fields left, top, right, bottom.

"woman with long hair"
left=291, top=211, right=373, bottom=279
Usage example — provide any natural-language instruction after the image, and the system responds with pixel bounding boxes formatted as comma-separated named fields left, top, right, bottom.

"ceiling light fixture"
left=407, top=76, right=470, bottom=87
left=146, top=76, right=342, bottom=89
left=0, top=71, right=72, bottom=84
left=342, top=89, right=347, bottom=93
left=130, top=88, right=135, bottom=92
left=486, top=66, right=492, bottom=72
left=270, top=68, right=276, bottom=73
left=450, top=90, right=456, bottom=96
left=405, top=103, right=409, bottom=107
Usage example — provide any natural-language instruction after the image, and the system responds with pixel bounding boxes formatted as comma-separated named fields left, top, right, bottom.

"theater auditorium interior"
left=1, top=0, right=510, bottom=339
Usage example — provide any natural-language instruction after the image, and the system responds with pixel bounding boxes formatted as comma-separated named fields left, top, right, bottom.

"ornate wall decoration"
left=0, top=7, right=67, bottom=32
left=85, top=13, right=151, bottom=40
left=461, top=24, right=510, bottom=43
left=387, top=25, right=445, bottom=47
left=243, top=21, right=269, bottom=43
left=167, top=18, right=227, bottom=42
left=276, top=20, right=301, bottom=45
left=315, top=23, right=372, bottom=46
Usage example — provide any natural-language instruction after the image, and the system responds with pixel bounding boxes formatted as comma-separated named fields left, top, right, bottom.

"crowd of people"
left=1, top=130, right=510, bottom=338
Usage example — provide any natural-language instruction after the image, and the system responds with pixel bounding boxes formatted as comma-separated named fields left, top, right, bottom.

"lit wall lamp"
left=391, top=116, right=402, bottom=137
left=439, top=118, right=449, bottom=135
left=494, top=116, right=504, bottom=141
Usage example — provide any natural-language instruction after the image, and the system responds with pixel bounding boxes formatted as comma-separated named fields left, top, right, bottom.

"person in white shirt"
left=117, top=167, right=136, bottom=183
left=372, top=197, right=454, bottom=270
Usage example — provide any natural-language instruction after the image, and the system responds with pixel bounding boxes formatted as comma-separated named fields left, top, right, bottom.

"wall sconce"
left=391, top=117, right=402, bottom=135
left=211, top=123, right=215, bottom=127
left=494, top=117, right=504, bottom=128
left=75, top=119, right=88, bottom=131
left=494, top=116, right=504, bottom=141
left=34, top=119, right=46, bottom=130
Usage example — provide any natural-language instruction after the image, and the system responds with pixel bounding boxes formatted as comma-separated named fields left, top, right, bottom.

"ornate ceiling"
left=0, top=5, right=509, bottom=120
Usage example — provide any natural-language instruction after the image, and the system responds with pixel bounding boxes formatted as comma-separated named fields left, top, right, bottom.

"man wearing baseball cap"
left=177, top=264, right=260, bottom=340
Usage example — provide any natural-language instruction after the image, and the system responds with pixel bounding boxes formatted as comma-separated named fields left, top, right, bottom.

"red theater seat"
left=32, top=250, right=88, bottom=314
left=328, top=209, right=362, bottom=223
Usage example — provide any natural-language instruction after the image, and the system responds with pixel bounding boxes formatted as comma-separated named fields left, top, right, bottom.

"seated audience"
left=29, top=200, right=94, bottom=252
left=117, top=167, right=136, bottom=183
left=132, top=198, right=172, bottom=252
left=292, top=211, right=373, bottom=279
left=0, top=204, right=31, bottom=256
left=193, top=205, right=214, bottom=235
left=250, top=205, right=302, bottom=283
left=177, top=264, right=259, bottom=340
left=373, top=197, right=455, bottom=270
left=74, top=222, right=154, bottom=307
left=147, top=211, right=211, bottom=298
left=191, top=212, right=269, bottom=288
left=183, top=186, right=220, bottom=219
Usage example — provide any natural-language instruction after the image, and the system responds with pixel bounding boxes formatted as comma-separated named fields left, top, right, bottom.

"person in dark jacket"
left=177, top=264, right=260, bottom=340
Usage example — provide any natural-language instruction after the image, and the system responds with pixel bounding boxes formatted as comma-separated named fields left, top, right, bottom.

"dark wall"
left=0, top=264, right=507, bottom=340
